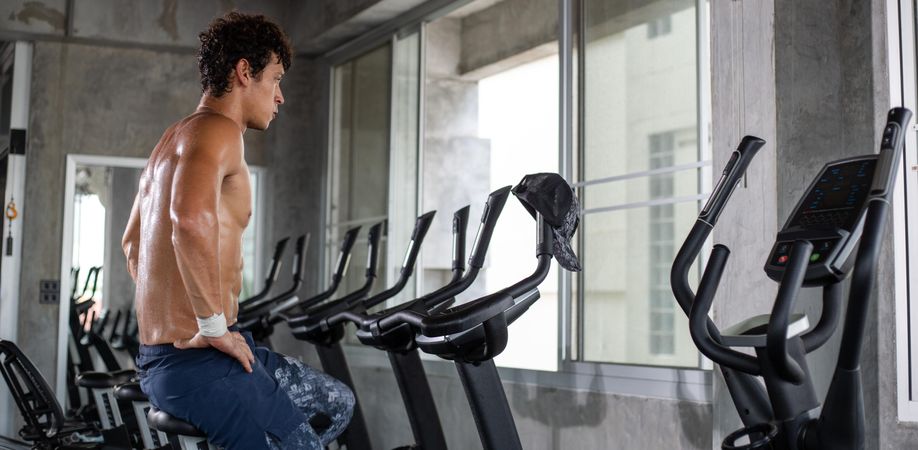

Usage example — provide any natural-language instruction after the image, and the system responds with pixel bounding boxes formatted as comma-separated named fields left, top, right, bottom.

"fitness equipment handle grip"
left=242, top=237, right=289, bottom=305
left=800, top=281, right=843, bottom=352
left=401, top=211, right=436, bottom=278
left=469, top=186, right=512, bottom=268
left=363, top=211, right=436, bottom=310
left=870, top=107, right=912, bottom=197
left=452, top=206, right=470, bottom=272
left=835, top=107, right=912, bottom=371
left=292, top=234, right=310, bottom=283
left=333, top=226, right=361, bottom=281
left=238, top=234, right=307, bottom=317
left=365, top=222, right=383, bottom=279
left=699, top=136, right=765, bottom=225
left=311, top=221, right=384, bottom=316
left=379, top=216, right=554, bottom=337
left=766, top=240, right=813, bottom=384
left=268, top=237, right=290, bottom=284
left=350, top=202, right=479, bottom=333
left=283, top=227, right=364, bottom=314
left=689, top=244, right=761, bottom=375
left=813, top=108, right=913, bottom=448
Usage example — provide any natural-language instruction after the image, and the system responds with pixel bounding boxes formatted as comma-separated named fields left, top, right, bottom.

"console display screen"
left=789, top=158, right=876, bottom=231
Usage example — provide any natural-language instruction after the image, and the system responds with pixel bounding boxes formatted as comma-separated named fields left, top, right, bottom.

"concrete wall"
left=708, top=0, right=779, bottom=443
left=458, top=0, right=557, bottom=78
left=287, top=0, right=429, bottom=55
left=342, top=351, right=711, bottom=449
left=773, top=0, right=880, bottom=435
left=0, top=0, right=287, bottom=48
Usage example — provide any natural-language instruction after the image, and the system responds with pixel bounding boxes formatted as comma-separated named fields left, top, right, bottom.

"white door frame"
left=56, top=155, right=147, bottom=404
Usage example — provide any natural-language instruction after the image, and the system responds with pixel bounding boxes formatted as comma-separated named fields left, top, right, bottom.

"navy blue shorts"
left=136, top=329, right=353, bottom=450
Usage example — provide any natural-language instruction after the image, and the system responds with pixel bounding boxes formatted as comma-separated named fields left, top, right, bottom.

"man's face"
left=248, top=55, right=285, bottom=130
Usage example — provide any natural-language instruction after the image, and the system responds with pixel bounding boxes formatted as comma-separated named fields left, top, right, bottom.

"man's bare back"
left=124, top=111, right=250, bottom=346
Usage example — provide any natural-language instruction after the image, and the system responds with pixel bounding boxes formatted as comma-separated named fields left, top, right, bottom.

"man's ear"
left=234, top=58, right=253, bottom=88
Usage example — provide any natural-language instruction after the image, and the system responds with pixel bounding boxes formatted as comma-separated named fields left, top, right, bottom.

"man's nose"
left=276, top=87, right=285, bottom=105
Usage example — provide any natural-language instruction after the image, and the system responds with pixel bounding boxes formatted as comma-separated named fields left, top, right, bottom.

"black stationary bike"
left=671, top=107, right=911, bottom=449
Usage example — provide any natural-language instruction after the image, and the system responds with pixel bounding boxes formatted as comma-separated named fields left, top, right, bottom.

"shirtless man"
left=121, top=12, right=353, bottom=450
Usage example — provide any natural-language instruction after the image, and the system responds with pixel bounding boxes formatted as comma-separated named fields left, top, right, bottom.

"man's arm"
left=170, top=128, right=227, bottom=321
left=169, top=118, right=253, bottom=371
left=121, top=193, right=141, bottom=281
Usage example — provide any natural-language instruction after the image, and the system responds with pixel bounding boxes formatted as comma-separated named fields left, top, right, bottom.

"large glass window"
left=327, top=43, right=393, bottom=294
left=324, top=0, right=709, bottom=375
left=418, top=0, right=560, bottom=371
left=327, top=30, right=423, bottom=306
left=577, top=0, right=705, bottom=368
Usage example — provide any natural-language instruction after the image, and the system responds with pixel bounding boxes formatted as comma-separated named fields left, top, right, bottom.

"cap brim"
left=552, top=228, right=581, bottom=272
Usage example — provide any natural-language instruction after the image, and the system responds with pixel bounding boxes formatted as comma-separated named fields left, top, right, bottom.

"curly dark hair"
left=198, top=12, right=292, bottom=97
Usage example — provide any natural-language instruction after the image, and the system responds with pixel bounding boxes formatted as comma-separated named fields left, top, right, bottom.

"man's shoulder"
left=178, top=112, right=243, bottom=155
left=182, top=112, right=241, bottom=138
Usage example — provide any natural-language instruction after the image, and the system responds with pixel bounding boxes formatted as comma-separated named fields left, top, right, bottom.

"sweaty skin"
left=123, top=56, right=284, bottom=372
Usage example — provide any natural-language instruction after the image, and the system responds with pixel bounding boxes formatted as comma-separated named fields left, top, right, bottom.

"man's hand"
left=174, top=331, right=255, bottom=373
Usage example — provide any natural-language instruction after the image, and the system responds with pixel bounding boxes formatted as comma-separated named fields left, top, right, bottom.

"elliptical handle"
left=800, top=281, right=843, bottom=352
left=835, top=107, right=912, bottom=371
left=672, top=221, right=714, bottom=317
left=469, top=186, right=512, bottom=268
left=689, top=245, right=761, bottom=375
left=699, top=136, right=765, bottom=225
left=869, top=107, right=912, bottom=197
left=452, top=206, right=470, bottom=273
left=766, top=240, right=813, bottom=384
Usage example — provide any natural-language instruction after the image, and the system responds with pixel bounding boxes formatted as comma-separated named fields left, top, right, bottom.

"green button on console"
left=810, top=253, right=821, bottom=262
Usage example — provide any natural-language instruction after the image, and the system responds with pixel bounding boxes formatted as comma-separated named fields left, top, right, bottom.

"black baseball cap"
left=511, top=173, right=581, bottom=272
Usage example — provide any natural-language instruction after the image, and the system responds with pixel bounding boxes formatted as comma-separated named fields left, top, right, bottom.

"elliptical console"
left=764, top=156, right=877, bottom=285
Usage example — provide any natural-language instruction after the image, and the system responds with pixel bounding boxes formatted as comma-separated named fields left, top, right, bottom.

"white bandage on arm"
left=196, top=312, right=228, bottom=337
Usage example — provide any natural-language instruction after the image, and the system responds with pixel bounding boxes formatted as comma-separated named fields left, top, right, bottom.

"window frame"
left=319, top=0, right=713, bottom=402
left=569, top=0, right=713, bottom=370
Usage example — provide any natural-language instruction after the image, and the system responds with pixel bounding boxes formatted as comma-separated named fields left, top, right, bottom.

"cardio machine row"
left=227, top=175, right=570, bottom=450
left=1, top=172, right=575, bottom=450
left=2, top=106, right=909, bottom=450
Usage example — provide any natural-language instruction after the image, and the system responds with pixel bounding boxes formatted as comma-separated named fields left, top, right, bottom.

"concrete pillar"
left=709, top=0, right=779, bottom=444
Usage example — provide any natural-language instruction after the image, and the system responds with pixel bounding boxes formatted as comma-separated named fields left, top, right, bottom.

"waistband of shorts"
left=139, top=324, right=241, bottom=357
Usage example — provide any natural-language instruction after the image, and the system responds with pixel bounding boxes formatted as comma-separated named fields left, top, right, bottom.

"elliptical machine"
left=671, top=107, right=911, bottom=449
